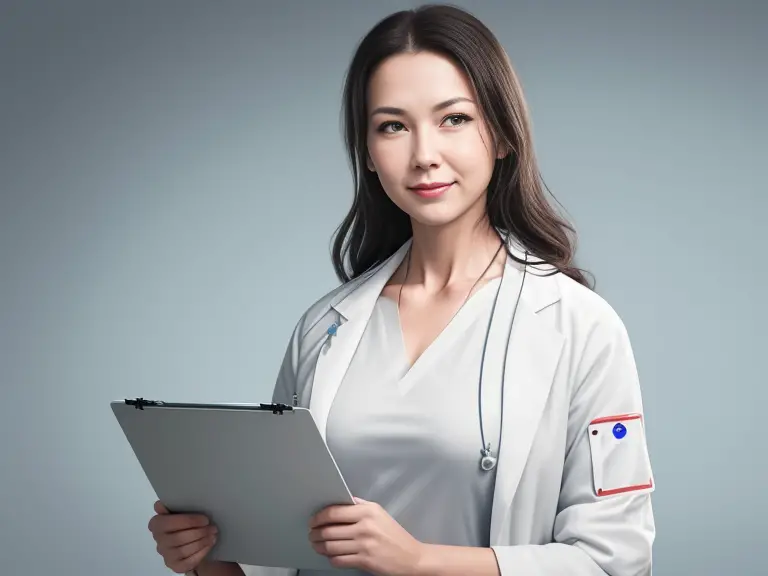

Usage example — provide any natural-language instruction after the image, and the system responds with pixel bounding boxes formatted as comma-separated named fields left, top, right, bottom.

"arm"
left=488, top=309, right=655, bottom=576
left=415, top=545, right=500, bottom=576
left=271, top=316, right=302, bottom=405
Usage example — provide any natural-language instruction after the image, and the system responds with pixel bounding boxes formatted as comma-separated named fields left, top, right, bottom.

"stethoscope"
left=306, top=243, right=529, bottom=474
left=477, top=248, right=528, bottom=472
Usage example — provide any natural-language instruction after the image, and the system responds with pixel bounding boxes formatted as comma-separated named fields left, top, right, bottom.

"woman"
left=149, top=4, right=655, bottom=576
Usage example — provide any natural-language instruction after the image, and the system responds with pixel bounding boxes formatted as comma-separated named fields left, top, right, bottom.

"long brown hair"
left=331, top=3, right=593, bottom=289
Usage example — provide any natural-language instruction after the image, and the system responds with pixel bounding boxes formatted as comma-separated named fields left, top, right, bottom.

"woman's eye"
left=443, top=114, right=470, bottom=127
left=377, top=114, right=471, bottom=133
left=379, top=121, right=405, bottom=133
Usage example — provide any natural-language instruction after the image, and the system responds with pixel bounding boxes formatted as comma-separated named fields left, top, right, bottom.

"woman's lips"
left=408, top=182, right=454, bottom=198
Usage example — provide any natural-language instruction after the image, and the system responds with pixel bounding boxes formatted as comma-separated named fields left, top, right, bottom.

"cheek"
left=456, top=130, right=496, bottom=164
left=447, top=136, right=496, bottom=186
left=368, top=140, right=406, bottom=180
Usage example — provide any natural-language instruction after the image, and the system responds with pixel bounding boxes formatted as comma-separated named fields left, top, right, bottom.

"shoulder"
left=290, top=282, right=349, bottom=340
left=528, top=266, right=634, bottom=365
left=287, top=268, right=374, bottom=342
left=508, top=236, right=626, bottom=342
left=544, top=272, right=641, bottom=398
left=556, top=273, right=627, bottom=335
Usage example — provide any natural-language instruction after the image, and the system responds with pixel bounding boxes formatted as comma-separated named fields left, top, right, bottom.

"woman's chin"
left=405, top=205, right=468, bottom=229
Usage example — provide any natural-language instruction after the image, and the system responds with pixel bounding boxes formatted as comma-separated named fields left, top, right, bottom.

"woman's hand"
left=309, top=497, right=426, bottom=576
left=148, top=500, right=218, bottom=574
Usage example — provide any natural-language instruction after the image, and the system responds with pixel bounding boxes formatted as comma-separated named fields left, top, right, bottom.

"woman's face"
left=366, top=51, right=504, bottom=228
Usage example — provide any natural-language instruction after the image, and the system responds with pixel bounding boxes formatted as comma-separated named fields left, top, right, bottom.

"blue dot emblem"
left=612, top=423, right=627, bottom=439
left=327, top=323, right=338, bottom=336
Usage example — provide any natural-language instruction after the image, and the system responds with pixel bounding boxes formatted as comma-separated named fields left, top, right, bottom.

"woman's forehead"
left=367, top=52, right=475, bottom=111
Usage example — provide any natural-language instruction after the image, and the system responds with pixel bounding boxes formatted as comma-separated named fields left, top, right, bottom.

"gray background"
left=0, top=0, right=764, bottom=574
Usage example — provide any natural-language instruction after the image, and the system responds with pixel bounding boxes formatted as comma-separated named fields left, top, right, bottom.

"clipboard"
left=111, top=398, right=355, bottom=570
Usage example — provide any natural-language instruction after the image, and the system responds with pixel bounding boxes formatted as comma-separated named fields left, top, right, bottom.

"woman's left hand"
left=309, top=497, right=426, bottom=576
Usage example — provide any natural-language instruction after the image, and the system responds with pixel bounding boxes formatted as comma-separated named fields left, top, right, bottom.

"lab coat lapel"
left=489, top=250, right=566, bottom=544
left=309, top=241, right=411, bottom=440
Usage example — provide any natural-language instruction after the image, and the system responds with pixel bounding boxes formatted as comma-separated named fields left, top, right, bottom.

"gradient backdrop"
left=1, top=1, right=765, bottom=574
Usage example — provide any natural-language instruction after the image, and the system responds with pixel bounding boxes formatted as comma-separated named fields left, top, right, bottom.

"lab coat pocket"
left=588, top=413, right=654, bottom=497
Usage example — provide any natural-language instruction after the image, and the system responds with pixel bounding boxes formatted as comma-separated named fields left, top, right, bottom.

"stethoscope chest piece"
left=480, top=444, right=497, bottom=472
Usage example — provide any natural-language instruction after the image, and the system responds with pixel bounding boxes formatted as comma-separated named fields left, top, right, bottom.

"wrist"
left=411, top=543, right=500, bottom=576
left=413, top=542, right=437, bottom=576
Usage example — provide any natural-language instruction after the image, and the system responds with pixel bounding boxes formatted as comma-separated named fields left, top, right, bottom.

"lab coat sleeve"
left=238, top=319, right=303, bottom=576
left=491, top=309, right=655, bottom=576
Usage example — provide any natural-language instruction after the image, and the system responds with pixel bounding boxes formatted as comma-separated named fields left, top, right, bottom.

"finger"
left=161, top=533, right=217, bottom=562
left=149, top=502, right=171, bottom=533
left=328, top=554, right=364, bottom=570
left=312, top=538, right=359, bottom=557
left=150, top=514, right=210, bottom=539
left=162, top=513, right=211, bottom=533
left=308, top=523, right=357, bottom=543
left=310, top=504, right=363, bottom=528
left=164, top=525, right=218, bottom=548
left=168, top=543, right=213, bottom=574
left=178, top=534, right=217, bottom=561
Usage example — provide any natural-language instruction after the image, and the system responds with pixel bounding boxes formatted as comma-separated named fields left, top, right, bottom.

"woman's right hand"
left=148, top=500, right=218, bottom=574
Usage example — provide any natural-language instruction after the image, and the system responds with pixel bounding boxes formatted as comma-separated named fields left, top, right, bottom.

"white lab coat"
left=241, top=237, right=655, bottom=576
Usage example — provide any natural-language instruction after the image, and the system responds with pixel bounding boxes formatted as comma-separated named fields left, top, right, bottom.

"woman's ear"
left=366, top=153, right=376, bottom=172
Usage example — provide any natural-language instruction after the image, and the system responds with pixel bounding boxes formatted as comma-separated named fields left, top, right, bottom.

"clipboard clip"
left=125, top=398, right=162, bottom=410
left=259, top=403, right=292, bottom=415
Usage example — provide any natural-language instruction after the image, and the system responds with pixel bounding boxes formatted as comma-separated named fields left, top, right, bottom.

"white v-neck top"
left=301, top=279, right=501, bottom=576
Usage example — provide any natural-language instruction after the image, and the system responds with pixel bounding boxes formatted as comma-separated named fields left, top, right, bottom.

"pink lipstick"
left=408, top=181, right=454, bottom=198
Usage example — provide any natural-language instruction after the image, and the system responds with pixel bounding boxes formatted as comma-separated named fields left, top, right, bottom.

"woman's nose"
left=410, top=132, right=441, bottom=170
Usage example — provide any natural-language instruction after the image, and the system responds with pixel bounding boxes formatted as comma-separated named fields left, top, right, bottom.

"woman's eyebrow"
left=370, top=96, right=474, bottom=117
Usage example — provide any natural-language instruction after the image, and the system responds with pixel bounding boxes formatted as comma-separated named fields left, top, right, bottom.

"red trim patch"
left=589, top=413, right=641, bottom=425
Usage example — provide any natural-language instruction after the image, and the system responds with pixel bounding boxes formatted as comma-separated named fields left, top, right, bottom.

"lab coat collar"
left=331, top=240, right=410, bottom=322
left=309, top=234, right=565, bottom=545
left=330, top=235, right=562, bottom=321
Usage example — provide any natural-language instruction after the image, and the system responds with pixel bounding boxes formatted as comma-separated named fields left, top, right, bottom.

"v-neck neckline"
left=381, top=276, right=502, bottom=390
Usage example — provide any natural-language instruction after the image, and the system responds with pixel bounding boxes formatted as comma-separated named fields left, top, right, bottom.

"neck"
left=406, top=212, right=503, bottom=291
